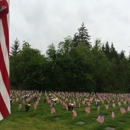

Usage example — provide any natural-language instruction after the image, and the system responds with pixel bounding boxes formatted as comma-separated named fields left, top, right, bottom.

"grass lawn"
left=1, top=91, right=130, bottom=130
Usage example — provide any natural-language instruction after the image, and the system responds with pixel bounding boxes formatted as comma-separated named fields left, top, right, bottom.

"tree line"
left=10, top=23, right=130, bottom=92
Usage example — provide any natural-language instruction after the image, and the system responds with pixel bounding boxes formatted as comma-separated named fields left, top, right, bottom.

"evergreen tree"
left=10, top=38, right=20, bottom=56
left=73, top=23, right=91, bottom=47
left=110, top=43, right=118, bottom=60
left=119, top=50, right=125, bottom=59
left=104, top=41, right=110, bottom=59
left=101, top=44, right=105, bottom=52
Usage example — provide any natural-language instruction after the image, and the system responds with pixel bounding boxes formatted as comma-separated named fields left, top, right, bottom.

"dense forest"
left=10, top=23, right=130, bottom=92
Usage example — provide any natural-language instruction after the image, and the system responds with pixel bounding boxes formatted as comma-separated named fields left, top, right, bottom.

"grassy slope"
left=0, top=93, right=130, bottom=130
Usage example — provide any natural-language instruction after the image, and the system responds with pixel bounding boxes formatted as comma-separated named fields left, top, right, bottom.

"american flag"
left=105, top=104, right=109, bottom=109
left=34, top=103, right=37, bottom=110
left=96, top=112, right=104, bottom=124
left=85, top=107, right=90, bottom=113
left=0, top=0, right=10, bottom=121
left=18, top=104, right=22, bottom=110
left=51, top=107, right=56, bottom=114
left=87, top=102, right=91, bottom=106
left=22, top=100, right=25, bottom=104
left=118, top=101, right=121, bottom=106
left=112, top=103, right=115, bottom=107
left=97, top=105, right=100, bottom=112
left=127, top=106, right=130, bottom=112
left=72, top=109, right=77, bottom=117
left=111, top=111, right=115, bottom=118
left=120, top=107, right=126, bottom=114
left=65, top=104, right=68, bottom=110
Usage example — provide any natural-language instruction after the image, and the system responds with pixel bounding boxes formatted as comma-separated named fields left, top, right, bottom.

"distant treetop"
left=73, top=23, right=91, bottom=47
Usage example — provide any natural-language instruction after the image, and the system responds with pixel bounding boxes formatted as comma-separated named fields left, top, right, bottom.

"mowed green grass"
left=1, top=93, right=130, bottom=130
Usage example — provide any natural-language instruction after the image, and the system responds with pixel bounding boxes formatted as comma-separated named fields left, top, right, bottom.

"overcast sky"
left=10, top=0, right=130, bottom=56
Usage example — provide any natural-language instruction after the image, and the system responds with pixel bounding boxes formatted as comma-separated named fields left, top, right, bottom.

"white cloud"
left=10, top=0, right=130, bottom=56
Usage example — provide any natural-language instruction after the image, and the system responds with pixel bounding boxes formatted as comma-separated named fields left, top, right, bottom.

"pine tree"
left=10, top=38, right=20, bottom=56
left=73, top=23, right=91, bottom=47
left=104, top=41, right=110, bottom=59
left=110, top=43, right=118, bottom=60
left=101, top=44, right=105, bottom=52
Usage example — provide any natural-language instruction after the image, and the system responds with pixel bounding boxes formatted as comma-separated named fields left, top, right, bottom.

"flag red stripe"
left=0, top=45, right=10, bottom=95
left=0, top=0, right=9, bottom=55
left=0, top=93, right=9, bottom=118
left=0, top=1, right=9, bottom=19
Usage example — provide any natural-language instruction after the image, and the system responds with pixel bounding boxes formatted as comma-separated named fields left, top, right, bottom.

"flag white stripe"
left=0, top=112, right=3, bottom=121
left=0, top=72, right=10, bottom=113
left=0, top=20, right=9, bottom=75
